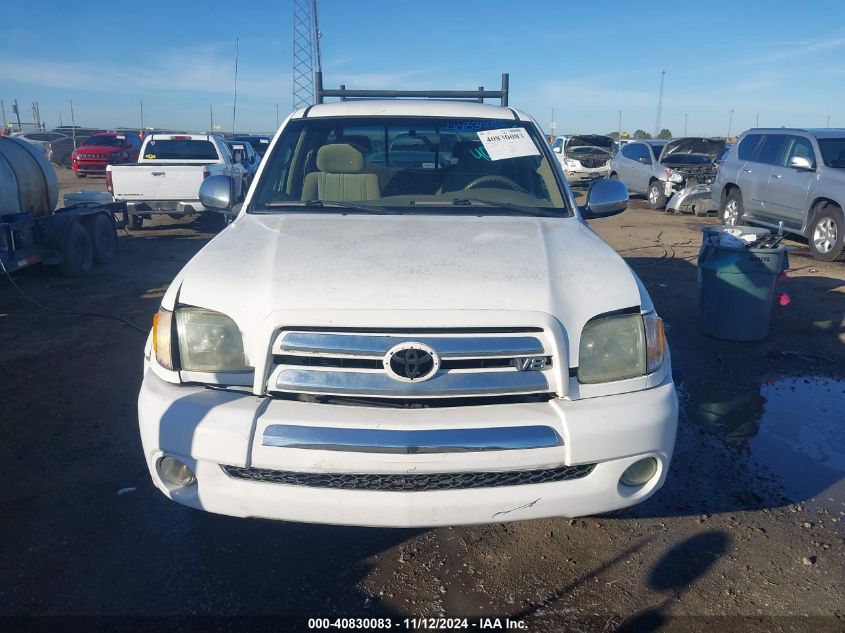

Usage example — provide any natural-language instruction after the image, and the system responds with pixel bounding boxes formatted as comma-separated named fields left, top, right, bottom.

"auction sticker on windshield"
left=476, top=128, right=540, bottom=161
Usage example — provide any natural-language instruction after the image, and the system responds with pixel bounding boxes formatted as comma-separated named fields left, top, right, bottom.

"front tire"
left=809, top=203, right=844, bottom=261
left=722, top=189, right=743, bottom=226
left=647, top=180, right=666, bottom=209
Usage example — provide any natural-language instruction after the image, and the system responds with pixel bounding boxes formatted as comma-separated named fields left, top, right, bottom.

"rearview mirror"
left=199, top=175, right=232, bottom=210
left=553, top=146, right=562, bottom=154
left=788, top=156, right=814, bottom=170
left=580, top=178, right=628, bottom=219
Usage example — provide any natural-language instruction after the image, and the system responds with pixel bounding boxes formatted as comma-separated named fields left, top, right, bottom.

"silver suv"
left=713, top=128, right=845, bottom=261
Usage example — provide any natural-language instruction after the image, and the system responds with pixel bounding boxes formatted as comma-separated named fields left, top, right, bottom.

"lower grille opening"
left=268, top=392, right=554, bottom=408
left=221, top=463, right=595, bottom=491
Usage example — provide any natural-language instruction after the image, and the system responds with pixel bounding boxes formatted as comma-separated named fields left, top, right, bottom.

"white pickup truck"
left=138, top=87, right=678, bottom=527
left=107, top=134, right=246, bottom=229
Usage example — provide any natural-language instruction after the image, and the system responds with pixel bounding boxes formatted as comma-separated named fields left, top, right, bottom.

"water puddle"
left=683, top=375, right=845, bottom=513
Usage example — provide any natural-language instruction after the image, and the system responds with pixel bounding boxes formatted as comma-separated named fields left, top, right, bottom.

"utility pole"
left=755, top=113, right=759, bottom=128
left=618, top=110, right=622, bottom=138
left=1, top=99, right=6, bottom=129
left=232, top=37, right=239, bottom=134
left=69, top=100, right=76, bottom=148
left=140, top=99, right=144, bottom=129
left=59, top=112, right=63, bottom=127
left=684, top=112, right=688, bottom=137
left=727, top=109, right=734, bottom=139
left=654, top=70, right=666, bottom=138
left=13, top=99, right=22, bottom=132
left=549, top=108, right=556, bottom=138
left=827, top=114, right=831, bottom=128
left=32, top=102, right=42, bottom=130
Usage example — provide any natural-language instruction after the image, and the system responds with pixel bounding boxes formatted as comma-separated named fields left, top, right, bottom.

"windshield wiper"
left=260, top=200, right=391, bottom=214
left=450, top=197, right=563, bottom=217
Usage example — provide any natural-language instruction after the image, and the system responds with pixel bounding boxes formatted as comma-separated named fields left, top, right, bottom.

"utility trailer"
left=0, top=136, right=121, bottom=276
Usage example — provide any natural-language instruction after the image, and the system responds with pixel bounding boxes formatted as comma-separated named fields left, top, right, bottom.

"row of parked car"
left=550, top=127, right=844, bottom=261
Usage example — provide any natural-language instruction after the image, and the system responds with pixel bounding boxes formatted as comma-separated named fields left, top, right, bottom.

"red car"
left=72, top=132, right=142, bottom=177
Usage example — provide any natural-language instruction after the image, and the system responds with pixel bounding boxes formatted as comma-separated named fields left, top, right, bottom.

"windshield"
left=232, top=136, right=270, bottom=155
left=817, top=138, right=845, bottom=168
left=84, top=135, right=124, bottom=147
left=248, top=116, right=568, bottom=216
left=142, top=139, right=218, bottom=160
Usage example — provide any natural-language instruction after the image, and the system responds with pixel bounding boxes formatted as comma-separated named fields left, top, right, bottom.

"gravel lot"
left=1, top=166, right=842, bottom=631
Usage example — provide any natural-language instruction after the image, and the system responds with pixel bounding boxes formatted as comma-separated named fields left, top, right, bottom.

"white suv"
left=139, top=92, right=678, bottom=527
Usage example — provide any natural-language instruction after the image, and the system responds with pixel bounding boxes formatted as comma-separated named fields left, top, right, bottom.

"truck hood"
left=660, top=137, right=725, bottom=162
left=565, top=135, right=614, bottom=151
left=174, top=213, right=644, bottom=353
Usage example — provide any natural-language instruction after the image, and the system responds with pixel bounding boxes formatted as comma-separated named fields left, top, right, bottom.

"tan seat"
left=301, top=144, right=380, bottom=202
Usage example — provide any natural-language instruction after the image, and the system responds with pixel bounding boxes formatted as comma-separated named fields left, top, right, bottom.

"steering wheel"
left=462, top=175, right=526, bottom=193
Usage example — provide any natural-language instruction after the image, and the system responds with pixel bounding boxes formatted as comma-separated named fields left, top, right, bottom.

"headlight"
left=664, top=169, right=684, bottom=183
left=578, top=312, right=666, bottom=383
left=564, top=157, right=579, bottom=167
left=152, top=306, right=250, bottom=372
left=175, top=307, right=250, bottom=372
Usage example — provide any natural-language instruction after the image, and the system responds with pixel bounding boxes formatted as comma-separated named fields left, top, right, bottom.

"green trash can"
left=698, top=225, right=786, bottom=341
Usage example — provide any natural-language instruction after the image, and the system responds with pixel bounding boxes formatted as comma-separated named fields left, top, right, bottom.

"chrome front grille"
left=222, top=463, right=595, bottom=491
left=267, top=329, right=554, bottom=400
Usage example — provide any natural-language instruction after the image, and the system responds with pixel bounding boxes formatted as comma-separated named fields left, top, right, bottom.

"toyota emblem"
left=383, top=342, right=440, bottom=383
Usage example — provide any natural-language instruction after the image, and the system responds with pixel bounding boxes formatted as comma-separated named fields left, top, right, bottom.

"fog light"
left=158, top=457, right=196, bottom=487
left=620, top=458, right=658, bottom=487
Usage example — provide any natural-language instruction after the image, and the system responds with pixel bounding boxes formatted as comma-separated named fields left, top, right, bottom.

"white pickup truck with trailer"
left=107, top=134, right=247, bottom=230
left=1, top=136, right=118, bottom=276
left=138, top=75, right=678, bottom=527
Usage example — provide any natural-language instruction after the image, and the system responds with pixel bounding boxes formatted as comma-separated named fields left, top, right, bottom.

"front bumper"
left=74, top=160, right=112, bottom=174
left=564, top=166, right=610, bottom=185
left=666, top=184, right=714, bottom=215
left=126, top=201, right=215, bottom=215
left=139, top=370, right=678, bottom=527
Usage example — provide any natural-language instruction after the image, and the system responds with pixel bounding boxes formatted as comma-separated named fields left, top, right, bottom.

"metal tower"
left=292, top=0, right=322, bottom=110
left=654, top=70, right=666, bottom=138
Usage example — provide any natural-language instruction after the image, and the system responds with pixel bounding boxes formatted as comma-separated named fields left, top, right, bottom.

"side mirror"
left=553, top=146, right=562, bottom=154
left=637, top=156, right=651, bottom=164
left=580, top=178, right=628, bottom=219
left=788, top=156, right=814, bottom=170
left=199, top=175, right=232, bottom=210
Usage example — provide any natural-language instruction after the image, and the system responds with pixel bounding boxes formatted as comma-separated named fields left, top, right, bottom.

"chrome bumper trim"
left=262, top=424, right=563, bottom=453
left=273, top=367, right=549, bottom=397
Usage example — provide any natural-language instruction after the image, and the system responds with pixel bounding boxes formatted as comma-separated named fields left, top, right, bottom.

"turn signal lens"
left=152, top=308, right=174, bottom=370
left=643, top=312, right=666, bottom=374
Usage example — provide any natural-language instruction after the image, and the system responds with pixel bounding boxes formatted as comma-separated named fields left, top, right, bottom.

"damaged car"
left=610, top=137, right=725, bottom=212
left=552, top=135, right=613, bottom=186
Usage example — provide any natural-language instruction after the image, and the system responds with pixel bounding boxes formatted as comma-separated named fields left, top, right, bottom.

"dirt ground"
left=1, top=167, right=842, bottom=632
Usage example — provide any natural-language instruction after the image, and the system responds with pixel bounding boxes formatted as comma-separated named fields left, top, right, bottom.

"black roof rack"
left=315, top=72, right=509, bottom=106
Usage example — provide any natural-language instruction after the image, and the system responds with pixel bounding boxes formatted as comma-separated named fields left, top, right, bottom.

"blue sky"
left=2, top=1, right=844, bottom=136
